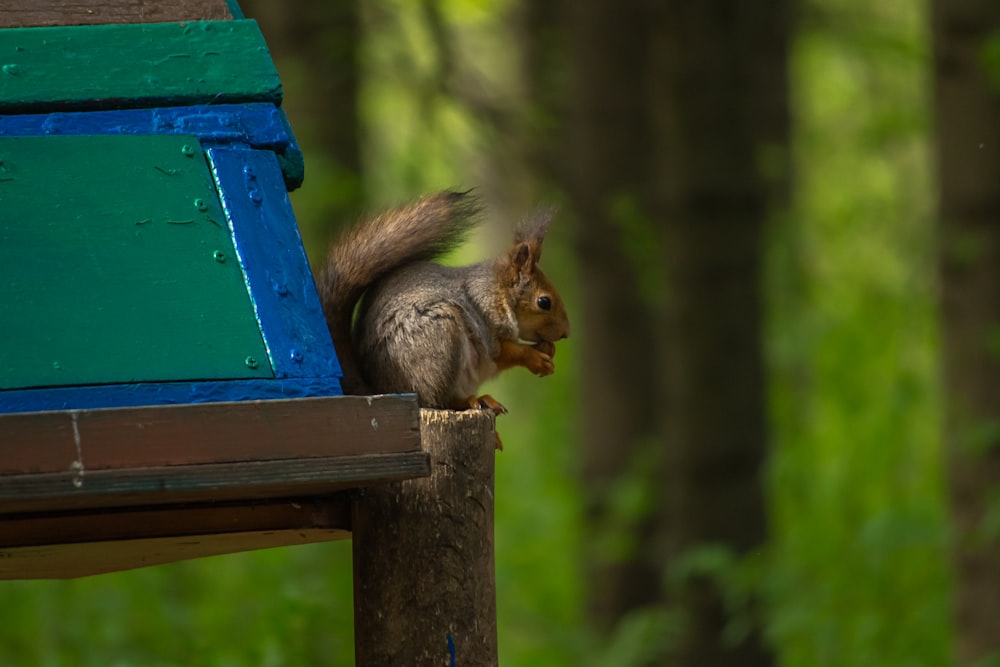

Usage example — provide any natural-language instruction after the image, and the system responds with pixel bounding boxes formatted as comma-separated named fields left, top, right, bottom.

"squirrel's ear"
left=514, top=207, right=555, bottom=263
left=510, top=241, right=534, bottom=280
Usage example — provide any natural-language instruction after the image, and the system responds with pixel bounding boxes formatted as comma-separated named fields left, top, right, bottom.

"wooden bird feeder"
left=0, top=0, right=429, bottom=579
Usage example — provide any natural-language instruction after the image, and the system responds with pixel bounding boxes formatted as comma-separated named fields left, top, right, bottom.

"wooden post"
left=352, top=409, right=497, bottom=667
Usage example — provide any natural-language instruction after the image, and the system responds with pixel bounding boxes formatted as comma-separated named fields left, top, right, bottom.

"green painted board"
left=0, top=20, right=281, bottom=113
left=0, top=134, right=273, bottom=390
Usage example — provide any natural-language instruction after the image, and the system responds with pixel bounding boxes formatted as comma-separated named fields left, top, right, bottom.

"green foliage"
left=982, top=32, right=1000, bottom=88
left=357, top=0, right=515, bottom=203
left=970, top=653, right=1000, bottom=667
left=766, top=1, right=950, bottom=665
left=668, top=545, right=768, bottom=650
left=585, top=606, right=681, bottom=667
left=484, top=262, right=586, bottom=666
left=589, top=438, right=661, bottom=566
left=0, top=543, right=356, bottom=666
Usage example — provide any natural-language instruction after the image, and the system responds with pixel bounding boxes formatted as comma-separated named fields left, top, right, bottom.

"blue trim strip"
left=0, top=103, right=304, bottom=190
left=208, top=146, right=342, bottom=382
left=0, top=378, right=343, bottom=415
left=225, top=0, right=246, bottom=19
left=275, top=108, right=305, bottom=189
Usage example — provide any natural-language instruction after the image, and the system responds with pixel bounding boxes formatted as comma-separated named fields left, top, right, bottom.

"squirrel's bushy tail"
left=319, top=190, right=482, bottom=393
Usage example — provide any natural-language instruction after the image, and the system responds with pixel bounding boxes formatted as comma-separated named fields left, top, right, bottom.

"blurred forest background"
left=2, top=0, right=1000, bottom=665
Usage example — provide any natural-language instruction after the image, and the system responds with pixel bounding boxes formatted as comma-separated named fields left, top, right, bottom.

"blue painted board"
left=275, top=110, right=305, bottom=190
left=0, top=377, right=345, bottom=415
left=0, top=103, right=304, bottom=190
left=208, top=146, right=341, bottom=380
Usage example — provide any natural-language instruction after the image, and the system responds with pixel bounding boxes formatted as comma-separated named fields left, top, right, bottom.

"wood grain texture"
left=0, top=396, right=429, bottom=579
left=209, top=147, right=337, bottom=379
left=0, top=395, right=420, bottom=477
left=0, top=21, right=280, bottom=113
left=0, top=495, right=351, bottom=548
left=0, top=529, right=347, bottom=579
left=0, top=0, right=233, bottom=28
left=0, top=134, right=272, bottom=390
left=0, top=451, right=429, bottom=514
left=353, top=409, right=498, bottom=667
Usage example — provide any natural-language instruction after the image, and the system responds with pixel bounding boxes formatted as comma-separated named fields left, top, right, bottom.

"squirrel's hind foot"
left=475, top=394, right=508, bottom=415
left=455, top=394, right=508, bottom=415
left=451, top=395, right=506, bottom=450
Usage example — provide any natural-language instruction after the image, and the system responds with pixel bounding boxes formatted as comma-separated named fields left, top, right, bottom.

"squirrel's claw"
left=477, top=394, right=508, bottom=415
left=462, top=395, right=506, bottom=450
left=458, top=394, right=508, bottom=415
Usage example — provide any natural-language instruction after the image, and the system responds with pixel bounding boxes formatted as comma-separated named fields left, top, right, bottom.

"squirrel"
left=318, top=190, right=570, bottom=432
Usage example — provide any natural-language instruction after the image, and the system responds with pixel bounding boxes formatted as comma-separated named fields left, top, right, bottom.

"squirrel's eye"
left=537, top=295, right=552, bottom=311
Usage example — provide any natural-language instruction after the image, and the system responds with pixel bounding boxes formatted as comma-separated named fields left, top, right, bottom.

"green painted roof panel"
left=0, top=134, right=274, bottom=389
left=0, top=20, right=281, bottom=113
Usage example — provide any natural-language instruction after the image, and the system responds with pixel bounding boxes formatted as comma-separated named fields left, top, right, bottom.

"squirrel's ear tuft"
left=510, top=241, right=533, bottom=279
left=514, top=207, right=555, bottom=262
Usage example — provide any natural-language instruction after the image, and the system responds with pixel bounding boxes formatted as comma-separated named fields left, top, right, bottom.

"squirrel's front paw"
left=533, top=340, right=556, bottom=359
left=526, top=349, right=555, bottom=377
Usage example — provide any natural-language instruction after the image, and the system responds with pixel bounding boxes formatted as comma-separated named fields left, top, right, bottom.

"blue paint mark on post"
left=448, top=632, right=456, bottom=667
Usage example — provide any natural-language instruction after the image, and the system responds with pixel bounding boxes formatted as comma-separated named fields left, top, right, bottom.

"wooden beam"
left=0, top=0, right=234, bottom=29
left=0, top=395, right=419, bottom=473
left=0, top=495, right=351, bottom=579
left=0, top=495, right=351, bottom=548
left=0, top=451, right=429, bottom=514
left=353, top=409, right=498, bottom=667
left=0, top=395, right=424, bottom=512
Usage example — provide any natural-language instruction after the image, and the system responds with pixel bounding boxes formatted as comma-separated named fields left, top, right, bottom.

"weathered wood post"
left=352, top=409, right=498, bottom=667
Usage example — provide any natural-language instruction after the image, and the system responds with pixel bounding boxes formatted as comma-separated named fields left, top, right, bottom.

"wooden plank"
left=0, top=134, right=273, bottom=390
left=0, top=1, right=234, bottom=29
left=0, top=103, right=304, bottom=190
left=0, top=395, right=421, bottom=478
left=0, top=495, right=351, bottom=548
left=0, top=377, right=343, bottom=415
left=0, top=21, right=281, bottom=113
left=0, top=451, right=430, bottom=514
left=209, top=147, right=338, bottom=379
left=0, top=529, right=348, bottom=579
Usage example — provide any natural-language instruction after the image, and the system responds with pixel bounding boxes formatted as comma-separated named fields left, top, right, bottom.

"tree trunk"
left=525, top=1, right=785, bottom=663
left=652, top=2, right=786, bottom=664
left=561, top=0, right=665, bottom=631
left=932, top=1, right=1000, bottom=662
